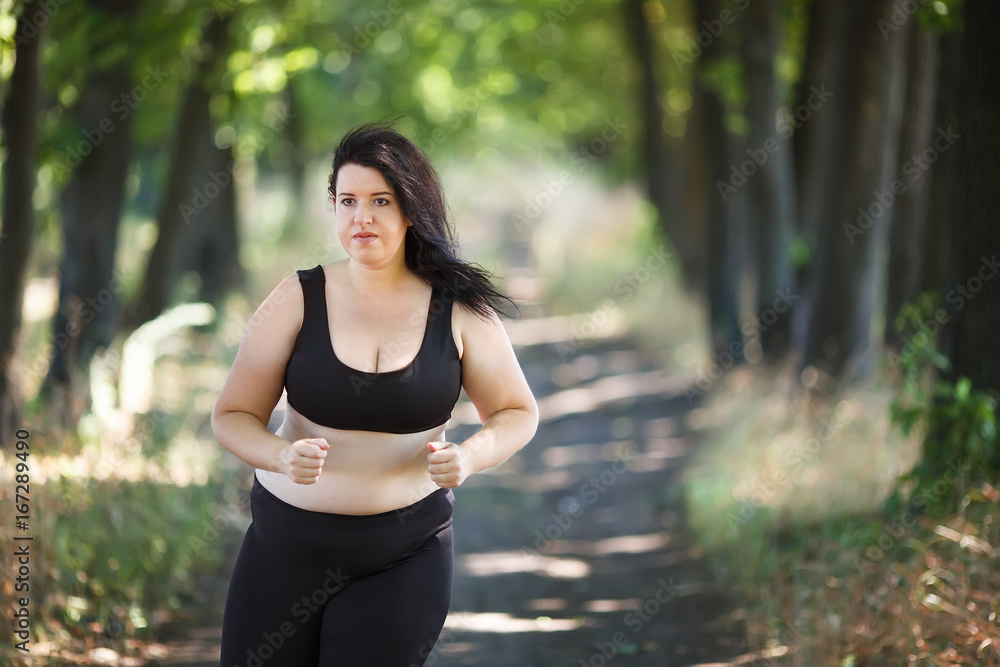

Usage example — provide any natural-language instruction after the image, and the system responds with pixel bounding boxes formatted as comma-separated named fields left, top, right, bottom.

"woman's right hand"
left=280, top=438, right=329, bottom=484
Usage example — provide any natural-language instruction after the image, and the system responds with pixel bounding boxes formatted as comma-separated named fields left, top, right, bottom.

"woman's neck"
left=344, top=259, right=412, bottom=299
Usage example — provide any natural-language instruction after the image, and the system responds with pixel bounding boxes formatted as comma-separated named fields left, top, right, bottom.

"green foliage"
left=29, top=474, right=231, bottom=649
left=887, top=292, right=999, bottom=515
left=917, top=0, right=963, bottom=32
left=789, top=232, right=810, bottom=269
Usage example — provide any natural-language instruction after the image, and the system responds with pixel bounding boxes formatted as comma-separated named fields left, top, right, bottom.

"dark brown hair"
left=329, top=119, right=515, bottom=320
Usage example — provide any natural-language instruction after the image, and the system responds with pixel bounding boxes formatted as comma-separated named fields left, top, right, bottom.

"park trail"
left=151, top=332, right=756, bottom=667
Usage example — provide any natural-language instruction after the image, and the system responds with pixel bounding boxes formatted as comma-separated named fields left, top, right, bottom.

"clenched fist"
left=426, top=441, right=470, bottom=489
left=280, top=438, right=329, bottom=484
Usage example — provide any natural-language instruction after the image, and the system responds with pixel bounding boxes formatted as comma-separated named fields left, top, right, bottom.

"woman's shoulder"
left=451, top=297, right=503, bottom=334
left=295, top=259, right=344, bottom=282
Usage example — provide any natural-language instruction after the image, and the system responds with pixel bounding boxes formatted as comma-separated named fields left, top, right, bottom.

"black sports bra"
left=283, top=265, right=462, bottom=433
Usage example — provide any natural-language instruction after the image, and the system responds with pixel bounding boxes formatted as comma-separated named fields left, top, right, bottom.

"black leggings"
left=220, top=474, right=454, bottom=667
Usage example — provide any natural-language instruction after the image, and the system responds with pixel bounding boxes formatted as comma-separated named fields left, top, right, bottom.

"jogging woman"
left=212, top=121, right=538, bottom=666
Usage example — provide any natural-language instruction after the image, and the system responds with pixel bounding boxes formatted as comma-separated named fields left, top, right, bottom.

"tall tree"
left=791, top=0, right=846, bottom=248
left=0, top=0, right=44, bottom=441
left=941, top=0, right=1000, bottom=395
left=691, top=0, right=744, bottom=362
left=621, top=0, right=697, bottom=290
left=885, top=22, right=938, bottom=349
left=921, top=31, right=960, bottom=298
left=43, top=1, right=137, bottom=418
left=789, top=0, right=850, bottom=352
left=800, top=0, right=909, bottom=385
left=177, top=141, right=243, bottom=305
left=124, top=12, right=232, bottom=329
left=739, top=0, right=796, bottom=358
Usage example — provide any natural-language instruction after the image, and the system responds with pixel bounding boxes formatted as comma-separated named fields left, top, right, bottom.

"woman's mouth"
left=353, top=232, right=377, bottom=240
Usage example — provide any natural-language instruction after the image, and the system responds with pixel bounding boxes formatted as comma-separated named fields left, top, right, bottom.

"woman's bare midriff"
left=255, top=403, right=449, bottom=514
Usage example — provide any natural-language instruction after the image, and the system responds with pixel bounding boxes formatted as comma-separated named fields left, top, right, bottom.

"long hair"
left=328, top=120, right=516, bottom=320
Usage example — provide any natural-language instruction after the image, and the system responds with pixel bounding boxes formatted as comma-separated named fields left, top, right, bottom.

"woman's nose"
left=355, top=203, right=373, bottom=223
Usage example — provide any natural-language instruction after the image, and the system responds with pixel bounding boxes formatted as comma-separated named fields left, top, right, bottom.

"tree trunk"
left=800, top=0, right=909, bottom=386
left=693, top=0, right=744, bottom=363
left=789, top=0, right=850, bottom=353
left=43, top=60, right=134, bottom=418
left=941, top=0, right=1000, bottom=396
left=885, top=23, right=938, bottom=348
left=621, top=0, right=697, bottom=290
left=124, top=13, right=231, bottom=330
left=739, top=0, right=796, bottom=359
left=285, top=78, right=308, bottom=219
left=920, top=31, right=960, bottom=298
left=178, top=142, right=243, bottom=305
left=0, top=0, right=44, bottom=442
left=791, top=0, right=846, bottom=249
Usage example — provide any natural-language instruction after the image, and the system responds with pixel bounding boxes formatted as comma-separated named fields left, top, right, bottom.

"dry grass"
left=683, top=359, right=1000, bottom=666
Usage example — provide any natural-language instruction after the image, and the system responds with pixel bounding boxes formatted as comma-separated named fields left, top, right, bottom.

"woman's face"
left=335, top=163, right=411, bottom=269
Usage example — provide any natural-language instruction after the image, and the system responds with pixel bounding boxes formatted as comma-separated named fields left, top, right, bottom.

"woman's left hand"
left=426, top=441, right=470, bottom=488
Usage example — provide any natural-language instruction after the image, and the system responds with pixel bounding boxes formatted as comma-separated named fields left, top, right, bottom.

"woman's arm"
left=427, top=304, right=539, bottom=488
left=211, top=274, right=328, bottom=483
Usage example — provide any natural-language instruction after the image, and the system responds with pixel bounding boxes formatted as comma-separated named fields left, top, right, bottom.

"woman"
left=212, top=121, right=539, bottom=666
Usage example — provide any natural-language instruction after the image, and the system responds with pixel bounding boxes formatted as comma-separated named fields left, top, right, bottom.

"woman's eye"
left=340, top=198, right=354, bottom=206
left=375, top=198, right=389, bottom=206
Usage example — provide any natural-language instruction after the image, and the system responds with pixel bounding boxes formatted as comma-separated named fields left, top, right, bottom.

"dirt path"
left=152, top=335, right=749, bottom=666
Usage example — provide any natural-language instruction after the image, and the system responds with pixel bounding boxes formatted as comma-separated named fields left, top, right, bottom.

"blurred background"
left=0, top=0, right=998, bottom=664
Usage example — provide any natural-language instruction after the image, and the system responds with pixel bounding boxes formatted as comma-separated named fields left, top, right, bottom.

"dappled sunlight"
left=459, top=550, right=591, bottom=579
left=645, top=437, right=686, bottom=459
left=587, top=532, right=671, bottom=555
left=523, top=533, right=675, bottom=558
left=542, top=442, right=604, bottom=467
left=526, top=597, right=568, bottom=611
left=517, top=467, right=582, bottom=493
left=535, top=370, right=694, bottom=422
left=452, top=365, right=696, bottom=428
left=502, top=310, right=627, bottom=347
left=582, top=598, right=643, bottom=612
left=5, top=435, right=216, bottom=488
left=624, top=450, right=679, bottom=473
left=119, top=303, right=215, bottom=417
left=690, top=645, right=790, bottom=666
left=443, top=611, right=581, bottom=633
